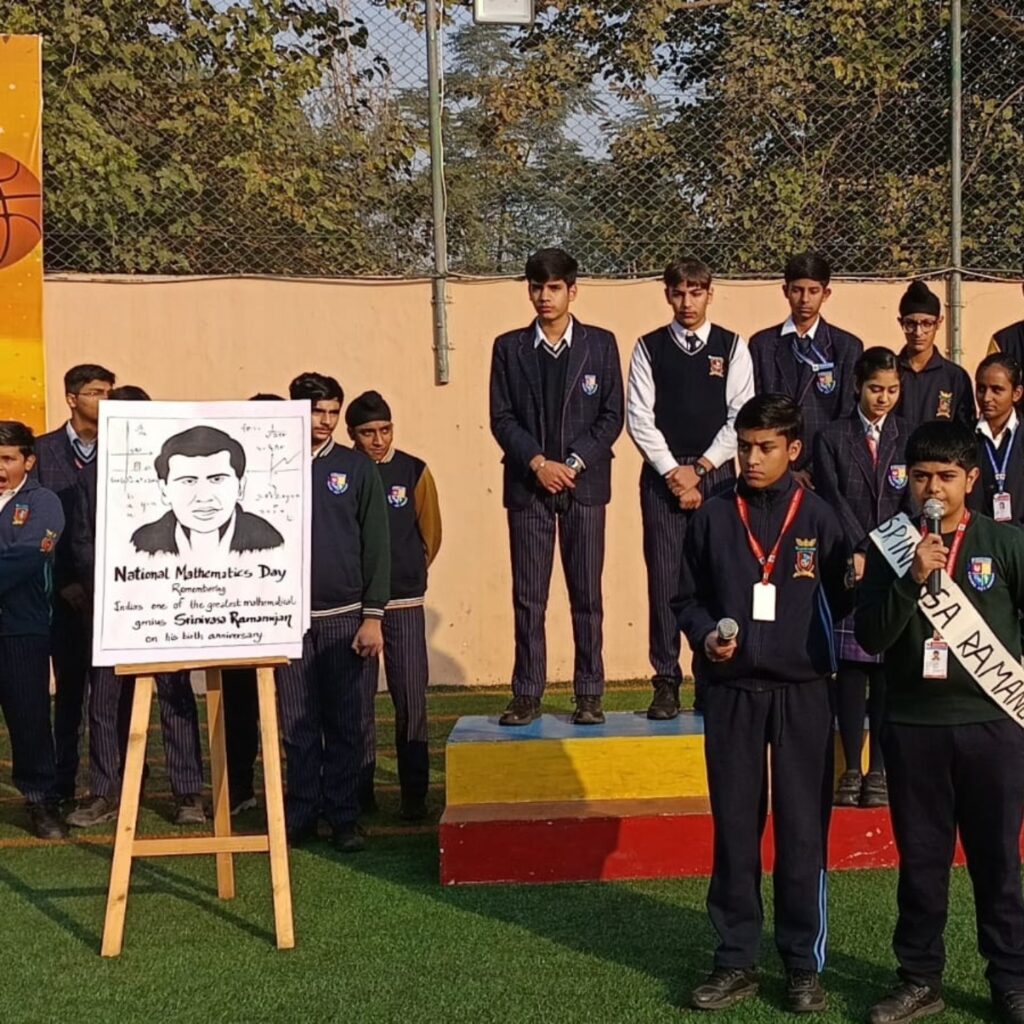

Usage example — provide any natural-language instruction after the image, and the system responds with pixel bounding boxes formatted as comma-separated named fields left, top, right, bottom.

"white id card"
left=994, top=491, right=1013, bottom=523
left=923, top=638, right=949, bottom=680
left=752, top=582, right=777, bottom=622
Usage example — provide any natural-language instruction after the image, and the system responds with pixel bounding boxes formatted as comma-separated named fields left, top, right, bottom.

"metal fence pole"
left=426, top=0, right=451, bottom=385
left=948, top=0, right=963, bottom=365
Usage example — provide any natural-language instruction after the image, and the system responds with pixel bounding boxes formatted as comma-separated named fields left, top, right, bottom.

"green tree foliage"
left=3, top=0, right=420, bottom=273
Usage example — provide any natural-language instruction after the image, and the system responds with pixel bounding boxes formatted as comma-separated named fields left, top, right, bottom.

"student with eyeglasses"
left=32, top=363, right=116, bottom=802
left=893, top=281, right=975, bottom=432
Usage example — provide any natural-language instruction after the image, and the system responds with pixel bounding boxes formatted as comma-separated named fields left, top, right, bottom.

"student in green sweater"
left=856, top=420, right=1024, bottom=1024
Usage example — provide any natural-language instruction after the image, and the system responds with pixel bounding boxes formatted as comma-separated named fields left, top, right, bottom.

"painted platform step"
left=441, top=799, right=953, bottom=886
left=445, top=712, right=708, bottom=806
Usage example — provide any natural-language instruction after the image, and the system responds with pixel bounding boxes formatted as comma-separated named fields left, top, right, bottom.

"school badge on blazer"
left=816, top=368, right=836, bottom=395
left=11, top=503, right=29, bottom=526
left=967, top=556, right=995, bottom=591
left=936, top=391, right=953, bottom=418
left=793, top=538, right=818, bottom=579
left=581, top=374, right=599, bottom=396
left=388, top=484, right=408, bottom=508
left=326, top=472, right=349, bottom=495
left=888, top=464, right=908, bottom=490
left=39, top=529, right=58, bottom=554
left=708, top=356, right=725, bottom=378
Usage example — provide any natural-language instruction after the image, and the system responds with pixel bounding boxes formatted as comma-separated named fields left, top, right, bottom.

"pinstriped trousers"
left=277, top=612, right=370, bottom=831
left=0, top=635, right=58, bottom=804
left=508, top=498, right=606, bottom=697
left=359, top=605, right=430, bottom=802
left=639, top=462, right=735, bottom=685
left=88, top=669, right=203, bottom=798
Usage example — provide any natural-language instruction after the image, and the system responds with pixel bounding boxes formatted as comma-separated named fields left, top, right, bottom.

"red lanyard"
left=921, top=509, right=971, bottom=575
left=735, top=488, right=805, bottom=585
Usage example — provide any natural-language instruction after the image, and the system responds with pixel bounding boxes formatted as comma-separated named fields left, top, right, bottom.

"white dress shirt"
left=857, top=407, right=886, bottom=446
left=0, top=476, right=27, bottom=515
left=782, top=315, right=822, bottom=340
left=626, top=320, right=756, bottom=476
left=533, top=316, right=574, bottom=351
left=978, top=409, right=1018, bottom=448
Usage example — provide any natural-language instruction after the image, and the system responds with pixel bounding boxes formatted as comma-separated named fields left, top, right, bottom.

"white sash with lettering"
left=869, top=513, right=1024, bottom=729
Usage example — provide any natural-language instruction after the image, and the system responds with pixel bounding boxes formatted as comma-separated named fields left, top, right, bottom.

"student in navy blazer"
left=489, top=248, right=624, bottom=727
left=750, top=253, right=863, bottom=489
left=814, top=348, right=912, bottom=811
left=969, top=353, right=1024, bottom=527
left=32, top=362, right=115, bottom=800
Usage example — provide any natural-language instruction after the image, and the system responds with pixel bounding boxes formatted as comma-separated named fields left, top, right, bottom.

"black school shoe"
left=994, top=991, right=1024, bottom=1024
left=399, top=796, right=429, bottom=822
left=691, top=967, right=759, bottom=1010
left=787, top=970, right=827, bottom=1013
left=498, top=695, right=541, bottom=727
left=331, top=825, right=365, bottom=853
left=286, top=821, right=319, bottom=848
left=868, top=983, right=944, bottom=1024
left=28, top=802, right=69, bottom=840
left=834, top=769, right=862, bottom=807
left=572, top=695, right=605, bottom=726
left=861, top=771, right=889, bottom=808
left=647, top=679, right=681, bottom=720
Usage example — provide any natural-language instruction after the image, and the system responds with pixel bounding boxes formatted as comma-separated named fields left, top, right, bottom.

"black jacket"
left=674, top=473, right=851, bottom=688
left=489, top=321, right=625, bottom=509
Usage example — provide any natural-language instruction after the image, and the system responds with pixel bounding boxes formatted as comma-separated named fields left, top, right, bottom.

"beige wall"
left=42, top=274, right=1023, bottom=685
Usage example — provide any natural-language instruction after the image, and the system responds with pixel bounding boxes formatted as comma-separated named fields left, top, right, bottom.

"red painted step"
left=439, top=798, right=991, bottom=886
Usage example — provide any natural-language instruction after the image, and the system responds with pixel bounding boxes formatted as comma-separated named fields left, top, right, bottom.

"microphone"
left=717, top=618, right=739, bottom=643
left=923, top=498, right=945, bottom=596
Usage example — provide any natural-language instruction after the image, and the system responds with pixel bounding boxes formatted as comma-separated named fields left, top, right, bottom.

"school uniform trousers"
left=360, top=604, right=431, bottom=802
left=640, top=462, right=735, bottom=685
left=883, top=721, right=1024, bottom=994
left=704, top=680, right=834, bottom=971
left=87, top=668, right=203, bottom=799
left=490, top=321, right=624, bottom=698
left=34, top=427, right=91, bottom=798
left=0, top=635, right=59, bottom=804
left=277, top=611, right=373, bottom=831
left=222, top=668, right=260, bottom=806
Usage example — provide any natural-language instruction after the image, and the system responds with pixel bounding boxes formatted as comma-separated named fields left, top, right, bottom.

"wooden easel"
left=100, top=657, right=294, bottom=957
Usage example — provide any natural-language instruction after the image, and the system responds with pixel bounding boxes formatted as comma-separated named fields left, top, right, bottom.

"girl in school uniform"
left=814, top=347, right=912, bottom=809
left=969, top=353, right=1024, bottom=527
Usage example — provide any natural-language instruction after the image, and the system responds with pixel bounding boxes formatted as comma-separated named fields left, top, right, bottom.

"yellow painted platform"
left=445, top=713, right=708, bottom=806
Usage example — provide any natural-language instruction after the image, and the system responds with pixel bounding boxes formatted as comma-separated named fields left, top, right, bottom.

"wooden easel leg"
left=205, top=668, right=235, bottom=900
left=101, top=675, right=154, bottom=957
left=256, top=666, right=295, bottom=950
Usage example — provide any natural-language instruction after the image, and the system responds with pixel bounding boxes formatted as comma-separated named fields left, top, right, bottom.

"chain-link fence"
left=7, top=0, right=1022, bottom=278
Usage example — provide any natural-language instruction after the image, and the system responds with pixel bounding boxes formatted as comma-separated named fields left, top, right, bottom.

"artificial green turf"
left=0, top=683, right=1007, bottom=1022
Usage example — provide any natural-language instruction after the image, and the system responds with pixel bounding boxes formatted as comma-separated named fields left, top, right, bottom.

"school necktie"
left=865, top=428, right=878, bottom=465
left=682, top=332, right=701, bottom=354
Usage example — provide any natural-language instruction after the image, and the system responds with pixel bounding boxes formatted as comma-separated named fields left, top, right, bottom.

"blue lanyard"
left=984, top=429, right=1014, bottom=489
left=790, top=336, right=830, bottom=373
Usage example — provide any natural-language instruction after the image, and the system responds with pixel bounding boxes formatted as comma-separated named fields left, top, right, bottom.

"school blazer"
left=31, top=425, right=85, bottom=588
left=489, top=321, right=625, bottom=509
left=812, top=413, right=912, bottom=553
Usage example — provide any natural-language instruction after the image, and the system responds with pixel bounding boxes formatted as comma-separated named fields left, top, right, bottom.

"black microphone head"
left=922, top=498, right=945, bottom=522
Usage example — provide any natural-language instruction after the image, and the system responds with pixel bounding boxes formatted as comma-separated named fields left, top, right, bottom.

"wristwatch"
left=693, top=461, right=708, bottom=479
left=565, top=454, right=585, bottom=475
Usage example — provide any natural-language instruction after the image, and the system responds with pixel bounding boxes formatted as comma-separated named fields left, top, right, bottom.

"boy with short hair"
left=346, top=390, right=442, bottom=822
left=278, top=372, right=390, bottom=852
left=33, top=362, right=116, bottom=799
left=675, top=394, right=850, bottom=1013
left=627, top=257, right=754, bottom=718
left=856, top=420, right=1024, bottom=1024
left=489, top=247, right=624, bottom=727
left=749, top=253, right=863, bottom=489
left=893, top=280, right=974, bottom=430
left=0, top=421, right=67, bottom=839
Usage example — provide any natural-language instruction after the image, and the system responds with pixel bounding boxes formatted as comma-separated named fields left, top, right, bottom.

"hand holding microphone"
left=705, top=617, right=739, bottom=662
left=912, top=498, right=949, bottom=593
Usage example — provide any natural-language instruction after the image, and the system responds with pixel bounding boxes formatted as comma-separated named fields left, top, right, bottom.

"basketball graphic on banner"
left=0, top=152, right=42, bottom=269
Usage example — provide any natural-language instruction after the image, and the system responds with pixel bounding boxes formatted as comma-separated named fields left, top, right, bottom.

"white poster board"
left=93, top=401, right=311, bottom=666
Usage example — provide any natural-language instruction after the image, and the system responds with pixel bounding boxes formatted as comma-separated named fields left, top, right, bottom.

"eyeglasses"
left=900, top=318, right=939, bottom=333
left=76, top=388, right=112, bottom=397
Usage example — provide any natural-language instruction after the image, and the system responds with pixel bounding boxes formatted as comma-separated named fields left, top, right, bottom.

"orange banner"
left=0, top=35, right=44, bottom=431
